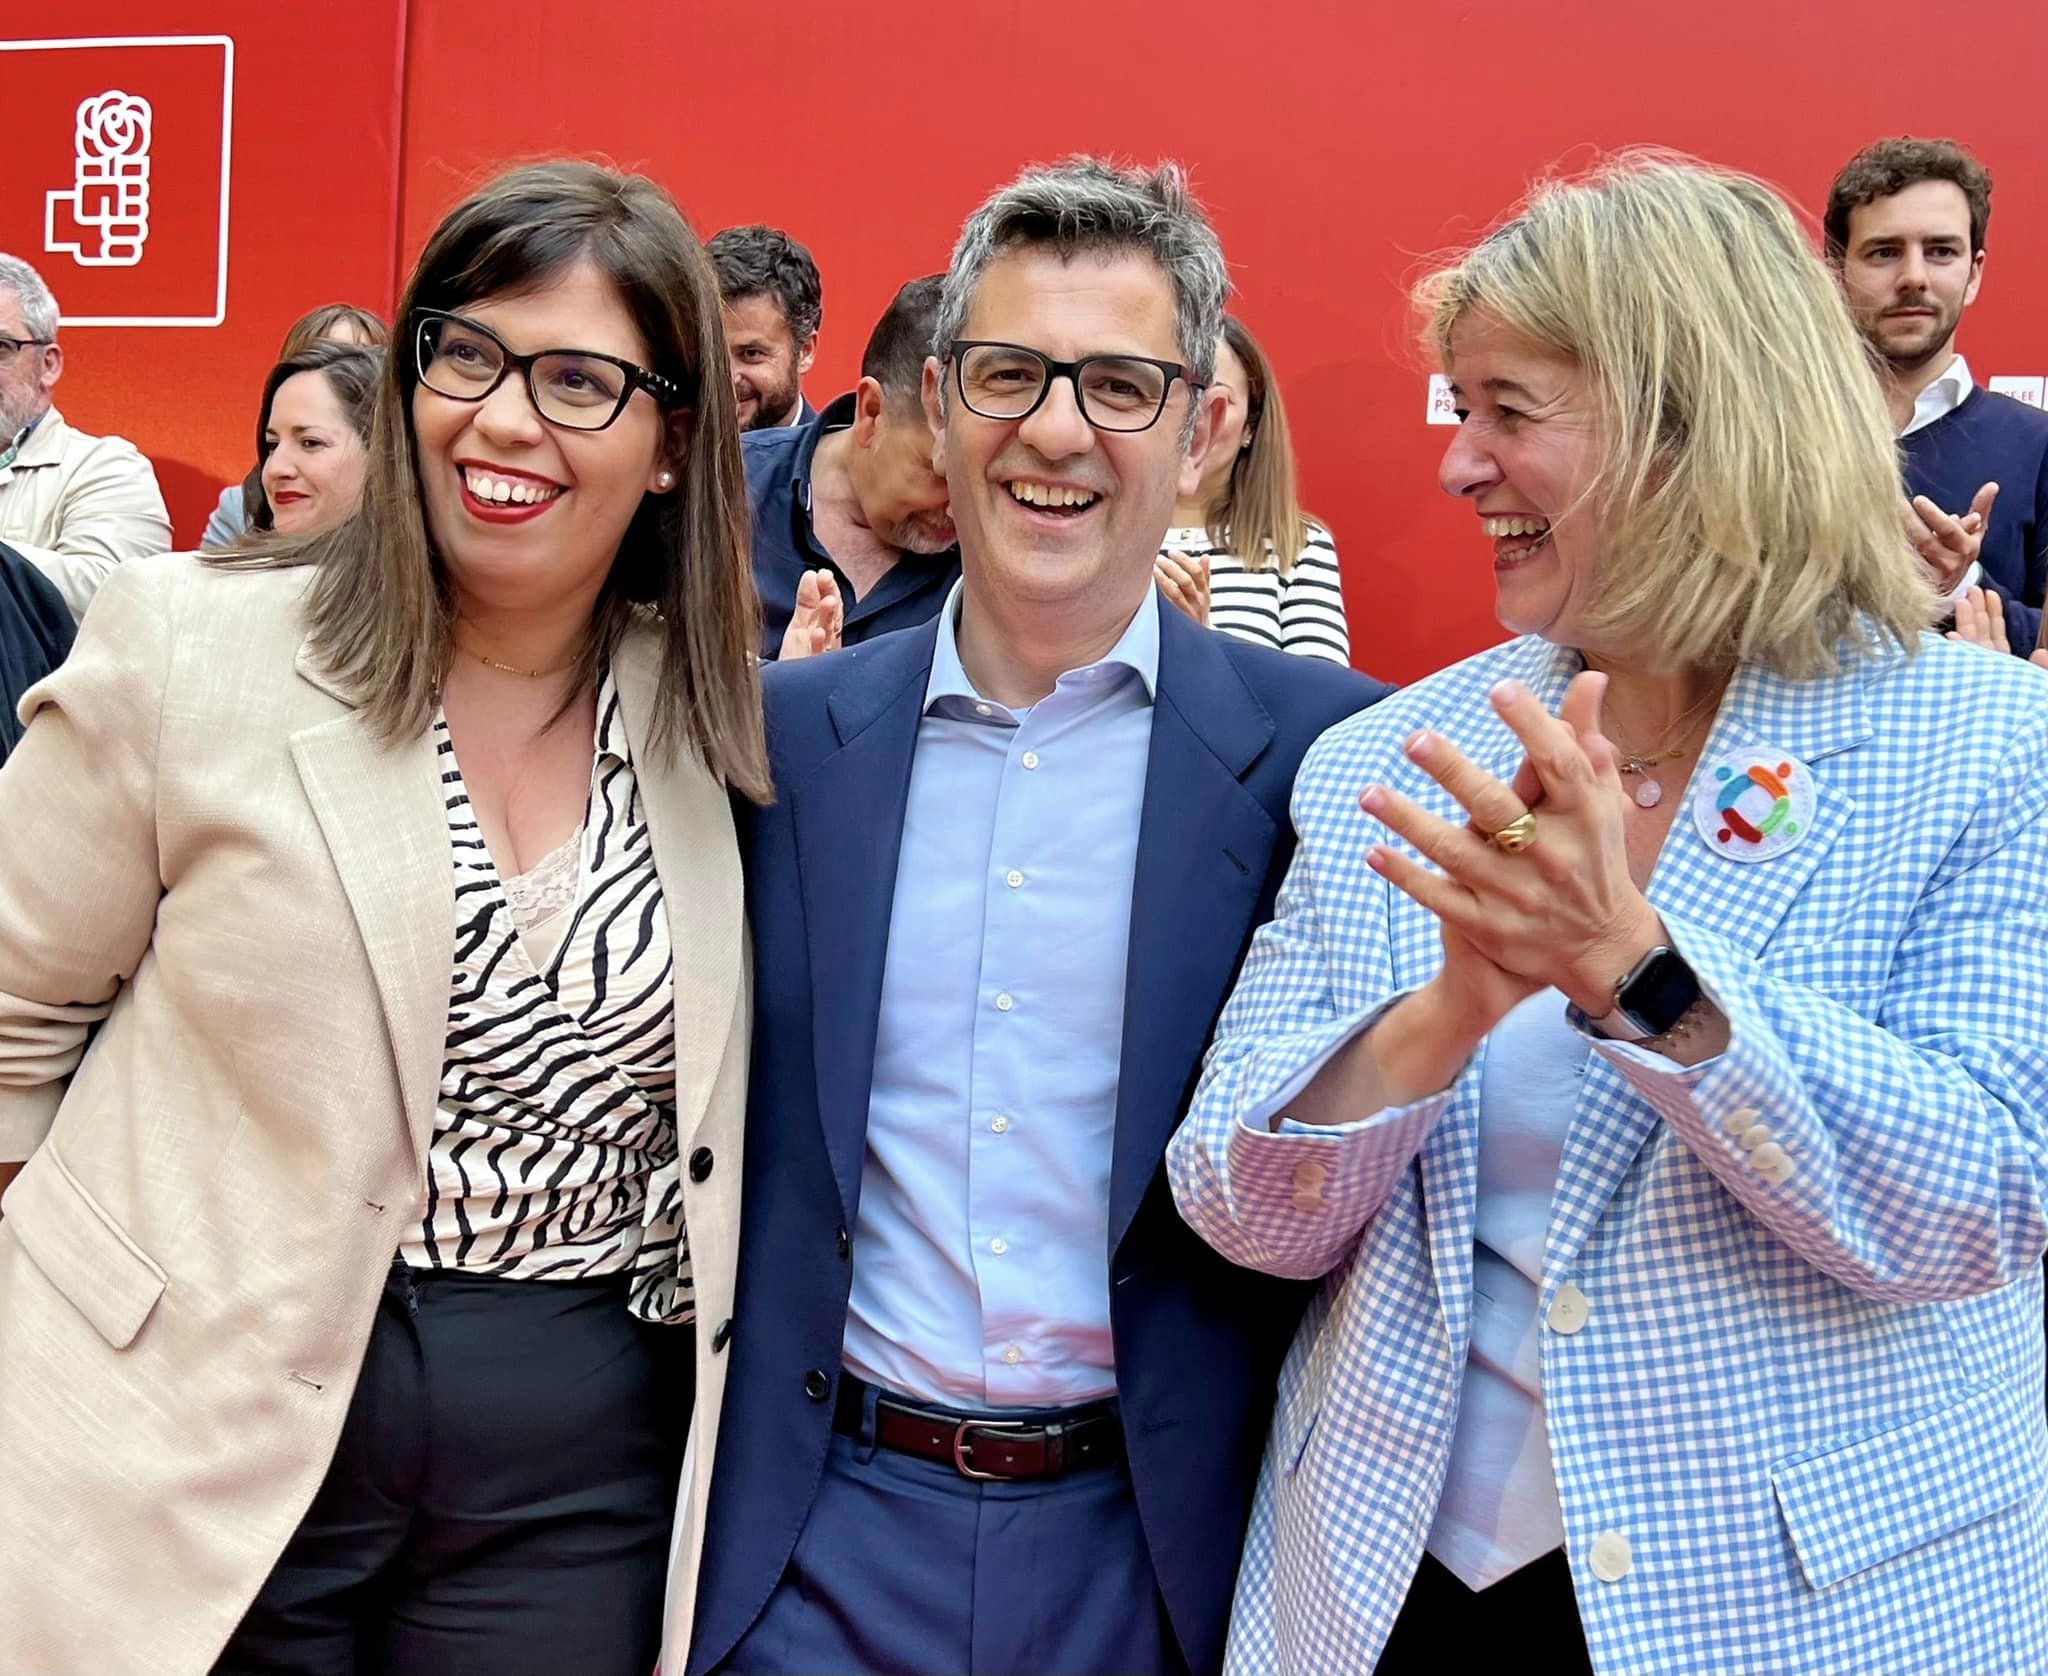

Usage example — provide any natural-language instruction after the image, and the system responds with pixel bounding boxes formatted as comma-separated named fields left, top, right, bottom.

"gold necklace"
left=1609, top=686, right=1723, bottom=809
left=456, top=641, right=578, bottom=679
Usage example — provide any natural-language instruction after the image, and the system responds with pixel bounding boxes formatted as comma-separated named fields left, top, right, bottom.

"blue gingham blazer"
left=1167, top=628, right=2048, bottom=1675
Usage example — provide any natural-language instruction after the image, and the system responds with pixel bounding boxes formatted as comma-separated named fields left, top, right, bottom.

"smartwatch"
left=1592, top=945, right=1700, bottom=1041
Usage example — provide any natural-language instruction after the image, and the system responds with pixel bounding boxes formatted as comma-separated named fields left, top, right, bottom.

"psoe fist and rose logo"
left=0, top=36, right=234, bottom=325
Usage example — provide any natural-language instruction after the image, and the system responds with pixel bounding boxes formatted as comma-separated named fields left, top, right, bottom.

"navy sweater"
left=1901, top=387, right=2048, bottom=655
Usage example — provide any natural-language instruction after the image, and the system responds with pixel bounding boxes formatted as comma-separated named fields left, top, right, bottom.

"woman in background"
left=1156, top=314, right=1350, bottom=662
left=202, top=303, right=389, bottom=550
left=246, top=340, right=381, bottom=538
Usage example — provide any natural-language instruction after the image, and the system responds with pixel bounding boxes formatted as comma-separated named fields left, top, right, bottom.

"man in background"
left=0, top=254, right=171, bottom=620
left=1827, top=137, right=2048, bottom=651
left=707, top=225, right=822, bottom=432
left=747, top=275, right=959, bottom=660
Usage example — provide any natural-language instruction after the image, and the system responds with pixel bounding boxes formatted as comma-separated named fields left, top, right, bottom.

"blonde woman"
left=1157, top=315, right=1349, bottom=662
left=0, top=162, right=765, bottom=1675
left=1170, top=155, right=2048, bottom=1674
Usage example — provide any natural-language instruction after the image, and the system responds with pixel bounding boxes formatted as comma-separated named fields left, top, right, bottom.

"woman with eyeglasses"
left=0, top=161, right=766, bottom=1676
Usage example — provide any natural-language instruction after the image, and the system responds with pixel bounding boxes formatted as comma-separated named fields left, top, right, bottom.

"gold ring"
left=1489, top=811, right=1539, bottom=854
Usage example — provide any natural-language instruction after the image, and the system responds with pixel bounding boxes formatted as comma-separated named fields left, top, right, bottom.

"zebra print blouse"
left=396, top=669, right=692, bottom=1325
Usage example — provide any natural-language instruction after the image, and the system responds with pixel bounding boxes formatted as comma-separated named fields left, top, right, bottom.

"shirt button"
left=1546, top=1283, right=1591, bottom=1336
left=1005, top=869, right=1024, bottom=889
left=995, top=992, right=1014, bottom=1012
left=1749, top=1140, right=1789, bottom=1174
left=989, top=1237, right=1008, bottom=1256
left=991, top=1114, right=1010, bottom=1134
left=1001, top=1345, right=1022, bottom=1365
left=1737, top=1124, right=1774, bottom=1153
left=1021, top=751, right=1040, bottom=770
left=1723, top=1106, right=1762, bottom=1137
left=975, top=702, right=994, bottom=717
left=1589, top=1530, right=1633, bottom=1583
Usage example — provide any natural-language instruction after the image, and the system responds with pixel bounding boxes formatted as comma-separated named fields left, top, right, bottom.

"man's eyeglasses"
left=413, top=310, right=685, bottom=432
left=948, top=340, right=1202, bottom=434
left=0, top=335, right=52, bottom=361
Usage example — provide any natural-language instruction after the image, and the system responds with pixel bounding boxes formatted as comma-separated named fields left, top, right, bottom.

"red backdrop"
left=28, top=0, right=2048, bottom=683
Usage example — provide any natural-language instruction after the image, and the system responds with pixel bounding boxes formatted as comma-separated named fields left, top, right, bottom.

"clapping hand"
left=1155, top=551, right=1211, bottom=627
left=1948, top=583, right=2048, bottom=670
left=778, top=569, right=844, bottom=662
left=1360, top=673, right=1664, bottom=1028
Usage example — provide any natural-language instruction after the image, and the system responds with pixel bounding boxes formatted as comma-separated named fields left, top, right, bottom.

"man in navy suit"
left=684, top=157, right=1390, bottom=1676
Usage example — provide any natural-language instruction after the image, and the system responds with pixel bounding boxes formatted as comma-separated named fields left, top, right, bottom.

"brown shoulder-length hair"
left=245, top=341, right=382, bottom=533
left=1205, top=316, right=1322, bottom=575
left=218, top=161, right=768, bottom=802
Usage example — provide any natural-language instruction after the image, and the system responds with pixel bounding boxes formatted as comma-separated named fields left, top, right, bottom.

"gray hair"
left=934, top=156, right=1228, bottom=438
left=0, top=254, right=59, bottom=341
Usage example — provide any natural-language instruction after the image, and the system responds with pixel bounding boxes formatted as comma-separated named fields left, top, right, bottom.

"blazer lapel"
left=1109, top=607, right=1279, bottom=1256
left=287, top=646, right=451, bottom=1175
left=612, top=626, right=744, bottom=1154
left=788, top=628, right=937, bottom=1225
left=1545, top=654, right=1873, bottom=1280
left=1408, top=638, right=1579, bottom=1352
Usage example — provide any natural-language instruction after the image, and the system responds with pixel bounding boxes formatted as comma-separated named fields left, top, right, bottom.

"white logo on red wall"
left=47, top=92, right=155, bottom=268
left=0, top=36, right=232, bottom=326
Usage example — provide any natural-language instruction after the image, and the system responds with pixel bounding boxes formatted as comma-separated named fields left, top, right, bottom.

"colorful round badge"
left=1691, top=747, right=1816, bottom=863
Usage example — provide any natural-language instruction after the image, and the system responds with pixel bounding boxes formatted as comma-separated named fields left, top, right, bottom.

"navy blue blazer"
left=0, top=544, right=75, bottom=761
left=690, top=599, right=1390, bottom=1676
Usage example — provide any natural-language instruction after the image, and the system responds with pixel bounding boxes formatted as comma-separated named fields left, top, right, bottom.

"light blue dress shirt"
left=840, top=583, right=1160, bottom=1409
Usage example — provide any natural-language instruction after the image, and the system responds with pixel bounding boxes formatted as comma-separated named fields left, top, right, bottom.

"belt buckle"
left=951, top=1418, right=1029, bottom=1481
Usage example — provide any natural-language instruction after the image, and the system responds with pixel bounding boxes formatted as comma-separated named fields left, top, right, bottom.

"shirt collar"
left=1904, top=354, right=1974, bottom=437
left=924, top=577, right=1161, bottom=716
left=794, top=390, right=860, bottom=516
left=0, top=409, right=52, bottom=473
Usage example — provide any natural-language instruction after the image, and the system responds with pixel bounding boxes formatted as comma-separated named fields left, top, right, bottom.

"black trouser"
left=1375, top=1550, right=1593, bottom=1674
left=214, top=1263, right=692, bottom=1676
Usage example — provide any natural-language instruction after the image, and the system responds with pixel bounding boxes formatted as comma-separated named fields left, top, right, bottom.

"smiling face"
left=261, top=369, right=367, bottom=534
left=1836, top=181, right=1983, bottom=374
left=1439, top=309, right=1610, bottom=648
left=410, top=257, right=679, bottom=618
left=923, top=246, right=1213, bottom=622
left=723, top=292, right=813, bottom=430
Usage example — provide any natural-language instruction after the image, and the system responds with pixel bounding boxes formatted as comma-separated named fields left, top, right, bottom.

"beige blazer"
left=0, top=406, right=173, bottom=619
left=0, top=555, right=748, bottom=1676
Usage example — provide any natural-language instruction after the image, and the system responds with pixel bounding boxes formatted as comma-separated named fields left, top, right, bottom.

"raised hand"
left=778, top=568, right=845, bottom=662
left=1361, top=673, right=1663, bottom=1019
left=1155, top=551, right=1211, bottom=627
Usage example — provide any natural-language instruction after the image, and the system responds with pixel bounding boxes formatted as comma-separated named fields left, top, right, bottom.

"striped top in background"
left=1159, top=524, right=1350, bottom=664
left=397, top=668, right=692, bottom=1325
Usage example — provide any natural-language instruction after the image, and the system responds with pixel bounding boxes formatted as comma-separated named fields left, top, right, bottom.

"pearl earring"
left=656, top=469, right=675, bottom=490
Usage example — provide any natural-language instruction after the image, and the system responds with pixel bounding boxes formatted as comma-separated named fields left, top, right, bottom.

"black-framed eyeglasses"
left=413, top=309, right=686, bottom=432
left=948, top=340, right=1202, bottom=434
left=0, top=335, right=52, bottom=360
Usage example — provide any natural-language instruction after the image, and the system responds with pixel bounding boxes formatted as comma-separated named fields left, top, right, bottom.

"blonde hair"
left=1205, top=315, right=1323, bottom=575
left=1416, top=151, right=1931, bottom=678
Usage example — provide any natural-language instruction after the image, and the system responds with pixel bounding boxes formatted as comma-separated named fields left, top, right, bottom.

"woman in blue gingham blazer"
left=1168, top=157, right=2048, bottom=1676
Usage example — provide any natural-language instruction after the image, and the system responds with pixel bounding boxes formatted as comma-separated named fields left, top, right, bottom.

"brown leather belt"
left=834, top=1374, right=1125, bottom=1482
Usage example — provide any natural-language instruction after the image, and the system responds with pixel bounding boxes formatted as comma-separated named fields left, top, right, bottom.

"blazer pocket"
left=5, top=1143, right=168, bottom=1349
left=1771, top=1377, right=2043, bottom=1591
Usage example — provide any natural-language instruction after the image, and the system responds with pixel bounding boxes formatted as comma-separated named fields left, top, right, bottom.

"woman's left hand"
left=1361, top=672, right=1666, bottom=1017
